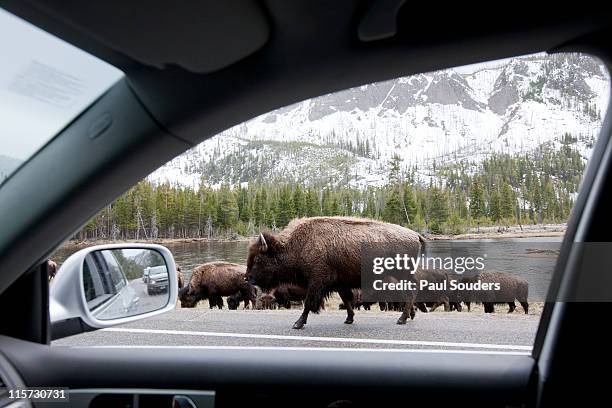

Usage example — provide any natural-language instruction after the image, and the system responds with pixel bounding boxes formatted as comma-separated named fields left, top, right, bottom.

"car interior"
left=0, top=1, right=611, bottom=407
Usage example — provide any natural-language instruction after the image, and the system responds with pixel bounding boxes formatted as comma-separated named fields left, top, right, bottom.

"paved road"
left=54, top=307, right=540, bottom=353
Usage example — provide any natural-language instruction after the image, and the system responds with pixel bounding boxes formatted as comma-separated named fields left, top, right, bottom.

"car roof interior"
left=0, top=1, right=611, bottom=407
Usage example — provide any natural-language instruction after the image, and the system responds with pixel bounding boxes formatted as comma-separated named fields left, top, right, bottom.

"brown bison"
left=272, top=284, right=307, bottom=309
left=414, top=269, right=463, bottom=313
left=339, top=289, right=372, bottom=310
left=179, top=262, right=254, bottom=309
left=259, top=293, right=278, bottom=309
left=269, top=284, right=325, bottom=310
left=227, top=284, right=257, bottom=310
left=245, top=216, right=424, bottom=329
left=463, top=271, right=529, bottom=314
left=47, top=260, right=58, bottom=282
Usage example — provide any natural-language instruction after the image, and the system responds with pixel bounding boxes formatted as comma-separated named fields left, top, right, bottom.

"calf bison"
left=414, top=269, right=463, bottom=313
left=464, top=271, right=529, bottom=314
left=259, top=293, right=278, bottom=309
left=415, top=269, right=452, bottom=312
left=179, top=262, right=254, bottom=309
left=338, top=289, right=372, bottom=310
left=245, top=216, right=424, bottom=329
left=227, top=284, right=257, bottom=310
left=272, top=284, right=308, bottom=309
left=258, top=284, right=323, bottom=310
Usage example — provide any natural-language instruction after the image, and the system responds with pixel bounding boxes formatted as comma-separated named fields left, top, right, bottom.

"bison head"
left=245, top=232, right=284, bottom=291
left=179, top=286, right=200, bottom=308
left=260, top=293, right=277, bottom=309
left=227, top=294, right=240, bottom=310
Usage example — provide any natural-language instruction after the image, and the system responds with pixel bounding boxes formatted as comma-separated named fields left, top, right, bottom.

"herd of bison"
left=176, top=217, right=530, bottom=330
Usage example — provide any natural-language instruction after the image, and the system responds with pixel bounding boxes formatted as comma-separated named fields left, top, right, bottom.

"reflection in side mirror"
left=83, top=249, right=169, bottom=320
left=50, top=244, right=177, bottom=340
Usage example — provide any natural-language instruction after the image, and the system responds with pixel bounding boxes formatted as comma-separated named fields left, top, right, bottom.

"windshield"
left=149, top=266, right=168, bottom=277
left=0, top=8, right=123, bottom=186
left=52, top=52, right=610, bottom=353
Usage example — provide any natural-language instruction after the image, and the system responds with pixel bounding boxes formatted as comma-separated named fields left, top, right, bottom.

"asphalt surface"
left=128, top=278, right=169, bottom=312
left=53, top=307, right=540, bottom=353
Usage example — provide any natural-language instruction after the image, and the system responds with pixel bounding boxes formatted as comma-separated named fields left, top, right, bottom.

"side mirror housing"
left=50, top=244, right=177, bottom=340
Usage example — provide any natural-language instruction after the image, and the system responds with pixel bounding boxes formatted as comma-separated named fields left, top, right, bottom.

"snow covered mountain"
left=149, top=53, right=610, bottom=190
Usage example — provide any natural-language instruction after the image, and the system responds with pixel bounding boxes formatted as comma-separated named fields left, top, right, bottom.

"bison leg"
left=520, top=301, right=529, bottom=314
left=397, top=301, right=415, bottom=324
left=397, top=302, right=415, bottom=324
left=507, top=301, right=516, bottom=313
left=208, top=295, right=219, bottom=309
left=450, top=302, right=462, bottom=312
left=338, top=289, right=355, bottom=325
left=239, top=286, right=254, bottom=310
left=379, top=302, right=387, bottom=311
left=465, top=301, right=471, bottom=312
left=417, top=302, right=428, bottom=313
left=293, top=287, right=324, bottom=329
left=212, top=296, right=224, bottom=309
left=293, top=308, right=310, bottom=329
left=483, top=302, right=494, bottom=313
left=397, top=286, right=418, bottom=324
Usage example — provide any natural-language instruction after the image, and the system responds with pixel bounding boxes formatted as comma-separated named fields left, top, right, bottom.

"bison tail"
left=418, top=233, right=427, bottom=255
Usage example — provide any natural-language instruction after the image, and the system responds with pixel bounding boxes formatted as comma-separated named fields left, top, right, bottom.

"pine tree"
left=382, top=188, right=403, bottom=225
left=428, top=187, right=449, bottom=233
left=293, top=185, right=305, bottom=218
left=532, top=180, right=543, bottom=224
left=489, top=188, right=502, bottom=225
left=277, top=186, right=295, bottom=227
left=305, top=189, right=320, bottom=217
left=469, top=180, right=485, bottom=232
left=500, top=182, right=515, bottom=224
left=216, top=186, right=239, bottom=231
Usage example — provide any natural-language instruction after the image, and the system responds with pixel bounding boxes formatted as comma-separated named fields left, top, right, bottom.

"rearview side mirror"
left=50, top=244, right=177, bottom=340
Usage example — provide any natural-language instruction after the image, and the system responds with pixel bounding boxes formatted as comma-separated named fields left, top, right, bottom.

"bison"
left=272, top=284, right=307, bottom=309
left=339, top=289, right=372, bottom=310
left=227, top=284, right=257, bottom=310
left=245, top=216, right=424, bottom=329
left=179, top=262, right=254, bottom=309
left=414, top=269, right=463, bottom=313
left=463, top=271, right=529, bottom=314
left=259, top=293, right=278, bottom=309
left=47, top=260, right=58, bottom=282
left=258, top=284, right=324, bottom=310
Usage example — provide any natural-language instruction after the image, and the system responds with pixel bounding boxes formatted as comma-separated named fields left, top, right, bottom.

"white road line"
left=82, top=345, right=531, bottom=355
left=101, top=327, right=533, bottom=351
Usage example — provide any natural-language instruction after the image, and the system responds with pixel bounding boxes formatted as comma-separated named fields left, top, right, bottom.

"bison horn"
left=259, top=233, right=268, bottom=252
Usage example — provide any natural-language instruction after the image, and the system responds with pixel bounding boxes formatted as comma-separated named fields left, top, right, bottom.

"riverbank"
left=62, top=223, right=566, bottom=248
left=428, top=223, right=566, bottom=240
left=61, top=236, right=251, bottom=249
